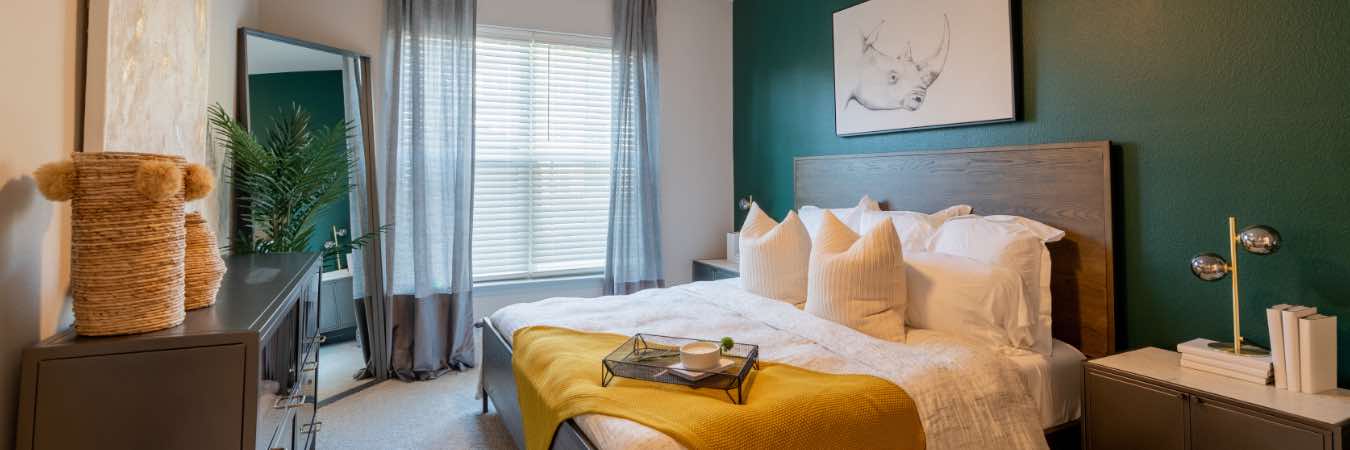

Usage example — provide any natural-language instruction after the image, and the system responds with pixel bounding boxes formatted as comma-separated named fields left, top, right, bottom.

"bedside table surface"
left=1091, top=347, right=1350, bottom=425
left=694, top=259, right=738, bottom=273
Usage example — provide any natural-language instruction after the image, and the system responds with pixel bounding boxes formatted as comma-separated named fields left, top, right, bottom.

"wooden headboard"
left=794, top=141, right=1116, bottom=357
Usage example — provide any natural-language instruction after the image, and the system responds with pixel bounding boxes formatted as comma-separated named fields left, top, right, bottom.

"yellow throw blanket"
left=512, top=326, right=925, bottom=450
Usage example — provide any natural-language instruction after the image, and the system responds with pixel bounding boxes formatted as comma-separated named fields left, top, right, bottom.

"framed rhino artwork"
left=833, top=0, right=1016, bottom=136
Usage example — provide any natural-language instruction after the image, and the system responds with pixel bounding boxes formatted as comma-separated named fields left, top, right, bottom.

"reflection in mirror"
left=236, top=28, right=383, bottom=405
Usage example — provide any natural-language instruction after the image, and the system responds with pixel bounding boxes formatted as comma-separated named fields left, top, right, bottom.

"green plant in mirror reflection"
left=208, top=103, right=386, bottom=264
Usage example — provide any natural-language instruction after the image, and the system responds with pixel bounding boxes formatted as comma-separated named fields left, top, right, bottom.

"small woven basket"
left=184, top=212, right=226, bottom=310
left=70, top=152, right=186, bottom=336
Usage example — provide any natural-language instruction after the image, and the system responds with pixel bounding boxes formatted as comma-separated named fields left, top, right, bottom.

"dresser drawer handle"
left=272, top=394, right=306, bottom=409
left=302, top=421, right=323, bottom=434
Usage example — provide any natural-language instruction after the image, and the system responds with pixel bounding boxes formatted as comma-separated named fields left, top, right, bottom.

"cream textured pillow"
left=805, top=211, right=907, bottom=341
left=738, top=203, right=811, bottom=305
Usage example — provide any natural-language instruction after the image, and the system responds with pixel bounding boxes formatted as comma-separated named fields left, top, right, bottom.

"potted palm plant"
left=208, top=103, right=383, bottom=266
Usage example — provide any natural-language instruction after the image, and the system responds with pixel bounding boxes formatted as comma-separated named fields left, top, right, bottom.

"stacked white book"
left=1266, top=304, right=1338, bottom=394
left=1177, top=338, right=1273, bottom=384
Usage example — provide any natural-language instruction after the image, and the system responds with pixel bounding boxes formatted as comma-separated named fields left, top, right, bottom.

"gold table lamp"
left=1189, top=216, right=1282, bottom=356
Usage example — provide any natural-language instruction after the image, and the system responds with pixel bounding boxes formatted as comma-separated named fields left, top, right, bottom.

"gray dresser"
left=1085, top=347, right=1350, bottom=450
left=15, top=253, right=323, bottom=450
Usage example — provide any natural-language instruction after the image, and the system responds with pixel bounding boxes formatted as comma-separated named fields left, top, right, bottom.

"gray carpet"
left=318, top=339, right=371, bottom=401
left=317, top=331, right=516, bottom=449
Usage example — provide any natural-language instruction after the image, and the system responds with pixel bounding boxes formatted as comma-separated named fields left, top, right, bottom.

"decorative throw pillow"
left=805, top=211, right=908, bottom=341
left=798, top=195, right=882, bottom=240
left=738, top=203, right=812, bottom=305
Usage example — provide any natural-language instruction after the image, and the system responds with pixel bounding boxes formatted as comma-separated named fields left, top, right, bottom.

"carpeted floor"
left=318, top=339, right=371, bottom=401
left=317, top=330, right=516, bottom=449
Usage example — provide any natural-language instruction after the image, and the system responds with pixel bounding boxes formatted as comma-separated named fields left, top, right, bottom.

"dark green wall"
left=734, top=0, right=1350, bottom=385
left=247, top=70, right=350, bottom=271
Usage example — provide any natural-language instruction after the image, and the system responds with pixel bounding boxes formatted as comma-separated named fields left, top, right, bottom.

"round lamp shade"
left=1190, top=252, right=1230, bottom=281
left=1238, top=225, right=1282, bottom=255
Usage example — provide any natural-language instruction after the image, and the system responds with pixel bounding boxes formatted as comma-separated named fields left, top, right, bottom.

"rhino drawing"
left=844, top=15, right=951, bottom=112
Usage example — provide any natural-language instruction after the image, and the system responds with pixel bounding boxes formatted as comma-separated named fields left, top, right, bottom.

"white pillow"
left=905, top=252, right=1037, bottom=352
left=738, top=203, right=811, bottom=305
left=804, top=211, right=907, bottom=341
left=858, top=204, right=973, bottom=253
left=798, top=195, right=881, bottom=240
left=929, top=215, right=1064, bottom=355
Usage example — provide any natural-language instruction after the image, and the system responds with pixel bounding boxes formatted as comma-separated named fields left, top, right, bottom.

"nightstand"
left=1084, top=347, right=1350, bottom=450
left=692, top=259, right=738, bottom=281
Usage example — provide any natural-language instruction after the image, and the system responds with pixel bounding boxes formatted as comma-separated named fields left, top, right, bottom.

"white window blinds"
left=473, top=26, right=613, bottom=281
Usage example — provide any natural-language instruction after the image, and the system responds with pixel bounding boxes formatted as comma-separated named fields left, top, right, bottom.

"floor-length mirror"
left=236, top=28, right=384, bottom=405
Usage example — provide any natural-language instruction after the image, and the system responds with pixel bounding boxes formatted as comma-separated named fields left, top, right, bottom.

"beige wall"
left=0, top=0, right=257, bottom=443
left=207, top=0, right=261, bottom=240
left=0, top=1, right=80, bottom=444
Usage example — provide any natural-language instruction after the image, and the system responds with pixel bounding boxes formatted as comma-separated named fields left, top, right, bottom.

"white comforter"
left=489, top=279, right=1049, bottom=450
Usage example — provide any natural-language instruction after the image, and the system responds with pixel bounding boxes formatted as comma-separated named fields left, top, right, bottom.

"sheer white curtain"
left=382, top=0, right=477, bottom=380
left=605, top=0, right=664, bottom=294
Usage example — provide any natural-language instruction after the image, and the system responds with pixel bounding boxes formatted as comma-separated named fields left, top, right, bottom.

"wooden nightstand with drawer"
left=692, top=258, right=739, bottom=281
left=1084, top=347, right=1350, bottom=450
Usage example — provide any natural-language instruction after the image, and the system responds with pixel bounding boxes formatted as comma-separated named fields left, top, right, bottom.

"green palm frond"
left=208, top=103, right=379, bottom=256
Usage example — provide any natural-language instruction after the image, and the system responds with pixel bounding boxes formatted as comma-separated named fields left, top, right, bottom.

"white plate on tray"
left=666, top=358, right=736, bottom=381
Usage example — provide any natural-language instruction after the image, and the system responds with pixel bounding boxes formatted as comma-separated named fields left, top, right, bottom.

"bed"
left=480, top=141, right=1117, bottom=450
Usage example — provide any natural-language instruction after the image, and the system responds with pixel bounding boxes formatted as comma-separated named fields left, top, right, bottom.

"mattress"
left=489, top=279, right=1051, bottom=450
left=1008, top=339, right=1085, bottom=429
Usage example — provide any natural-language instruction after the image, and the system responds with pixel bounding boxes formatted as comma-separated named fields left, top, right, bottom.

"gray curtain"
left=382, top=0, right=477, bottom=381
left=342, top=56, right=391, bottom=381
left=605, top=0, right=664, bottom=295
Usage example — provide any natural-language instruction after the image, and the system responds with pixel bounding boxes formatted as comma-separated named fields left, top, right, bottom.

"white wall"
left=654, top=0, right=734, bottom=285
left=257, top=0, right=734, bottom=312
left=0, top=1, right=258, bottom=443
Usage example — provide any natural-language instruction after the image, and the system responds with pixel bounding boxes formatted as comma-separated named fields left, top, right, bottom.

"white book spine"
left=1299, top=315, right=1338, bottom=394
left=1180, top=358, right=1271, bottom=385
left=1181, top=353, right=1270, bottom=378
left=1282, top=307, right=1318, bottom=392
left=1267, top=305, right=1292, bottom=388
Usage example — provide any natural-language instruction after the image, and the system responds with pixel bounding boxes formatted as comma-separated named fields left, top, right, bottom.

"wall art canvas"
left=84, top=0, right=220, bottom=233
left=833, top=0, right=1015, bottom=135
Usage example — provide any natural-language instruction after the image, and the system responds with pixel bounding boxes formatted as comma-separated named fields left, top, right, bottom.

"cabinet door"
left=34, top=345, right=245, bottom=450
left=1084, top=369, right=1187, bottom=450
left=1189, top=395, right=1326, bottom=450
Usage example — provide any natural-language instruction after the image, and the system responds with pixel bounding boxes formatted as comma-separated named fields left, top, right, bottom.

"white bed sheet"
left=1008, top=339, right=1085, bottom=429
left=488, top=279, right=1050, bottom=450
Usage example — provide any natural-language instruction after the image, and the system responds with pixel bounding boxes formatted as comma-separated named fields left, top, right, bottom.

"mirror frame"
left=233, top=27, right=385, bottom=310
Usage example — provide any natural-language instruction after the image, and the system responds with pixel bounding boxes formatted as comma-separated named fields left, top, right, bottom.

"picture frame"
left=832, top=0, right=1018, bottom=136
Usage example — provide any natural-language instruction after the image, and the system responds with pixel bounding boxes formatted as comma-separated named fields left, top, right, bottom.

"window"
left=472, top=26, right=613, bottom=281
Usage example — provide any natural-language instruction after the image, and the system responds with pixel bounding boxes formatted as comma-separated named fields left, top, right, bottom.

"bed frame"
left=481, top=141, right=1117, bottom=450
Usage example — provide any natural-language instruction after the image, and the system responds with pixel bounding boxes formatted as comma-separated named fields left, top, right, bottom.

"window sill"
left=473, top=273, right=604, bottom=292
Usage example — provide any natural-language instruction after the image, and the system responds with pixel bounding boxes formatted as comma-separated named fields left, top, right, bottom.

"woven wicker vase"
left=184, top=212, right=226, bottom=310
left=70, top=153, right=187, bottom=336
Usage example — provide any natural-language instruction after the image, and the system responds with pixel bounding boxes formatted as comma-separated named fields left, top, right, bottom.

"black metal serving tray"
left=601, top=333, right=759, bottom=404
